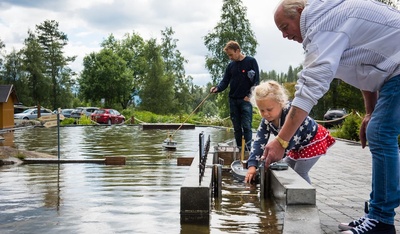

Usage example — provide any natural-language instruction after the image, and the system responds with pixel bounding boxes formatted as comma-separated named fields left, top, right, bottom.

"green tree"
left=204, top=0, right=257, bottom=118
left=310, top=79, right=364, bottom=120
left=0, top=38, right=5, bottom=75
left=0, top=48, right=31, bottom=103
left=101, top=32, right=146, bottom=106
left=160, top=27, right=191, bottom=114
left=287, top=65, right=295, bottom=82
left=35, top=20, right=76, bottom=110
left=1, top=49, right=23, bottom=84
left=139, top=39, right=174, bottom=114
left=22, top=31, right=50, bottom=108
left=80, top=49, right=132, bottom=108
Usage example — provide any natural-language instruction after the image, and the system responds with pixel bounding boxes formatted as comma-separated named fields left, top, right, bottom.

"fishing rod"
left=170, top=92, right=211, bottom=138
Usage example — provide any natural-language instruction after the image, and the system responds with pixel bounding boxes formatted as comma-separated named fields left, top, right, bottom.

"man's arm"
left=253, top=59, right=260, bottom=86
left=278, top=106, right=308, bottom=141
left=360, top=90, right=378, bottom=148
left=263, top=106, right=308, bottom=166
left=362, top=90, right=377, bottom=115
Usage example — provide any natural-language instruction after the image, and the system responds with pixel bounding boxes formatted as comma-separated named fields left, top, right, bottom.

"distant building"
left=0, top=85, right=19, bottom=129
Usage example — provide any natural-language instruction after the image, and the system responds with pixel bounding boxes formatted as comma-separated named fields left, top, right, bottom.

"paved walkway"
left=309, top=139, right=400, bottom=233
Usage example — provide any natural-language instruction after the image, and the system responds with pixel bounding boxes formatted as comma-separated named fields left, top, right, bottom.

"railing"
left=198, top=132, right=210, bottom=185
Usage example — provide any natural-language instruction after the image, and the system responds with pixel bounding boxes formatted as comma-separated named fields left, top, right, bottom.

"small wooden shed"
left=0, top=85, right=19, bottom=129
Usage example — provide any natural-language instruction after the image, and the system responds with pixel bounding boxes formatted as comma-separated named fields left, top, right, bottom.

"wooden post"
left=105, top=156, right=126, bottom=165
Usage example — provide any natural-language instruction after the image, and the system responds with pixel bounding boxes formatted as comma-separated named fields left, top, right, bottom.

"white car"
left=14, top=108, right=54, bottom=120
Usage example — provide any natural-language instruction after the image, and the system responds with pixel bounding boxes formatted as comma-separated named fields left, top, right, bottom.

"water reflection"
left=0, top=126, right=283, bottom=233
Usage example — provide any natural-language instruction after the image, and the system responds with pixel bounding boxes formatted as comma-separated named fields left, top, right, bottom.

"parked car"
left=14, top=104, right=29, bottom=114
left=14, top=108, right=54, bottom=120
left=70, top=107, right=99, bottom=119
left=60, top=109, right=75, bottom=118
left=91, top=109, right=125, bottom=125
left=323, top=108, right=347, bottom=127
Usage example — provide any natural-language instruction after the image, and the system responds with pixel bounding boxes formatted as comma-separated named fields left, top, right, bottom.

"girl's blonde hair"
left=250, top=80, right=289, bottom=108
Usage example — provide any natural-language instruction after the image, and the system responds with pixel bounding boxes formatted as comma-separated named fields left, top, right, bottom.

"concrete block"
left=180, top=152, right=214, bottom=224
left=270, top=167, right=316, bottom=205
left=283, top=205, right=322, bottom=234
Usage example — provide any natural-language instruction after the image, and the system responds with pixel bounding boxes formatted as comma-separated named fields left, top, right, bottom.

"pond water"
left=0, top=126, right=283, bottom=234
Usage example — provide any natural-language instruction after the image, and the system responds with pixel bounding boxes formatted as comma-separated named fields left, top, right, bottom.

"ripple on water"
left=0, top=126, right=283, bottom=233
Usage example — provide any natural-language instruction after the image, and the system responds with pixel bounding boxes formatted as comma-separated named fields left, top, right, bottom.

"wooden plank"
left=177, top=157, right=194, bottom=166
left=38, top=114, right=65, bottom=121
left=141, top=123, right=195, bottom=130
left=105, top=156, right=126, bottom=165
left=44, top=120, right=58, bottom=128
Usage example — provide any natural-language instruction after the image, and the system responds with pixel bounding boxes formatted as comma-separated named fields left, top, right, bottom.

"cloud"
left=0, top=0, right=305, bottom=86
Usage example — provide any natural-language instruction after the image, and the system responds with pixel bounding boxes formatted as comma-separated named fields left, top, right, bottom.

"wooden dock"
left=23, top=156, right=126, bottom=165
left=141, top=123, right=195, bottom=130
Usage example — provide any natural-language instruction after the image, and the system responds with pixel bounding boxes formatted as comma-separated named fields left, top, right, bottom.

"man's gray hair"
left=282, top=0, right=307, bottom=18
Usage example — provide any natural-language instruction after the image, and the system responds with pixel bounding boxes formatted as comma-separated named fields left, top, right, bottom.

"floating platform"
left=141, top=123, right=195, bottom=130
left=162, top=139, right=177, bottom=150
left=23, top=156, right=126, bottom=165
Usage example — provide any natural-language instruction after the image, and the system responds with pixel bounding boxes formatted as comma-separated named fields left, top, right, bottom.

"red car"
left=91, top=109, right=125, bottom=125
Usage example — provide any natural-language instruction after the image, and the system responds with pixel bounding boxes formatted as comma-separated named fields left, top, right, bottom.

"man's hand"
left=360, top=114, right=371, bottom=148
left=245, top=166, right=257, bottom=183
left=210, top=87, right=218, bottom=93
left=262, top=139, right=285, bottom=168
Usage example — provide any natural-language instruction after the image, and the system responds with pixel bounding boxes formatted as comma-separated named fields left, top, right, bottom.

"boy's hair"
left=224, top=40, right=241, bottom=52
left=250, top=80, right=289, bottom=108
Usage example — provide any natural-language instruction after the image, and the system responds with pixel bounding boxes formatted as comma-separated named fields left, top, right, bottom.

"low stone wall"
left=180, top=148, right=214, bottom=224
left=270, top=168, right=321, bottom=234
left=179, top=145, right=323, bottom=233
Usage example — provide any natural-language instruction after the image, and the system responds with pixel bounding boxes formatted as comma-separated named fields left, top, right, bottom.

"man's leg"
left=229, top=98, right=242, bottom=147
left=240, top=99, right=253, bottom=151
left=366, top=75, right=400, bottom=225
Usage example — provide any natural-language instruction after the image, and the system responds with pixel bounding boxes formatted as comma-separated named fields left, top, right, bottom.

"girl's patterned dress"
left=247, top=102, right=335, bottom=169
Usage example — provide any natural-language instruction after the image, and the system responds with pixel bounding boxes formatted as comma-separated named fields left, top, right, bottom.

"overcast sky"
left=0, top=0, right=305, bottom=86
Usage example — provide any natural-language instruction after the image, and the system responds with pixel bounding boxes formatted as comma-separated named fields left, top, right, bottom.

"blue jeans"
left=366, top=74, right=400, bottom=225
left=229, top=98, right=253, bottom=150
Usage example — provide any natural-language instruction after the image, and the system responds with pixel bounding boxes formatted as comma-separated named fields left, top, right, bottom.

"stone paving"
left=309, top=139, right=400, bottom=233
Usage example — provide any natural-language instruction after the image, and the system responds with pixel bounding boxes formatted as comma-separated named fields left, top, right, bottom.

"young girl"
left=244, top=80, right=335, bottom=184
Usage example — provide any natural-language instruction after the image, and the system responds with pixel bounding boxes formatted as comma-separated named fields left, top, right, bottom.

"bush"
left=60, top=118, right=75, bottom=126
left=252, top=108, right=262, bottom=129
left=331, top=112, right=362, bottom=141
left=76, top=115, right=93, bottom=125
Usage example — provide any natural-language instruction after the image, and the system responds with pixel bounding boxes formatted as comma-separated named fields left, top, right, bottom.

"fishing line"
left=170, top=92, right=211, bottom=138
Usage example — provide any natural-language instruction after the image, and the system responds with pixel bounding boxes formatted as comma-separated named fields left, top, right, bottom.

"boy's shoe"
left=338, top=201, right=369, bottom=231
left=341, top=218, right=395, bottom=234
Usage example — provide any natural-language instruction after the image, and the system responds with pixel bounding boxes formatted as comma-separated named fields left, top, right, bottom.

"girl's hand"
left=245, top=166, right=257, bottom=183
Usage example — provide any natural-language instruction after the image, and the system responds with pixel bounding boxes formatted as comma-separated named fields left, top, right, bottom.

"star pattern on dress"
left=246, top=102, right=334, bottom=169
left=293, top=134, right=301, bottom=144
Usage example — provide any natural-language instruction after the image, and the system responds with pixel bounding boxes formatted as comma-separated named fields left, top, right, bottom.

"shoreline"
left=0, top=146, right=56, bottom=161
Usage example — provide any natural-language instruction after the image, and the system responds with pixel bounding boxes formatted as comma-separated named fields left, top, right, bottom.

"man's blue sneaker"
left=341, top=218, right=395, bottom=234
left=339, top=201, right=369, bottom=231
